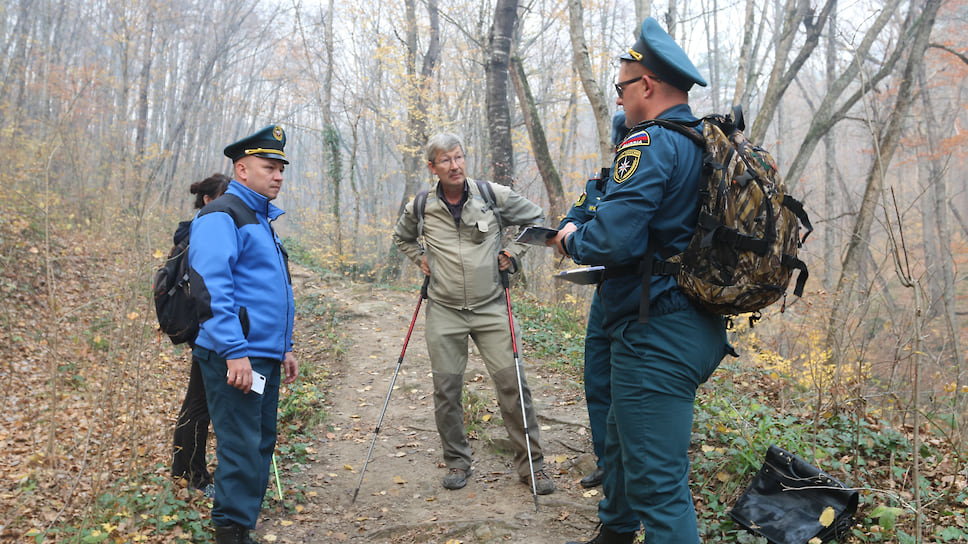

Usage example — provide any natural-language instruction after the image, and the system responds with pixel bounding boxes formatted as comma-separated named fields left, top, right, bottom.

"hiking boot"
left=214, top=523, right=257, bottom=544
left=190, top=482, right=216, bottom=499
left=521, top=469, right=555, bottom=495
left=442, top=467, right=472, bottom=490
left=580, top=467, right=605, bottom=488
left=565, top=524, right=637, bottom=544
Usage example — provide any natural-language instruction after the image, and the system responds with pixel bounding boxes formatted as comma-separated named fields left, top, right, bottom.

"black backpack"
left=152, top=194, right=250, bottom=344
left=153, top=234, right=197, bottom=345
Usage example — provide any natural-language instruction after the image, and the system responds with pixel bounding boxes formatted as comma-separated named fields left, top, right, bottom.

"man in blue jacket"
left=189, top=125, right=298, bottom=544
left=554, top=19, right=730, bottom=544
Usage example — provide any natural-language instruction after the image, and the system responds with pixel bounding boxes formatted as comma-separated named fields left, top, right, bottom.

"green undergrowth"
left=512, top=292, right=586, bottom=375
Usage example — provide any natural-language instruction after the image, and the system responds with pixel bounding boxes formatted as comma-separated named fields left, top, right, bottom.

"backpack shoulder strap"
left=197, top=193, right=254, bottom=228
left=472, top=179, right=503, bottom=231
left=642, top=119, right=705, bottom=148
left=414, top=189, right=429, bottom=238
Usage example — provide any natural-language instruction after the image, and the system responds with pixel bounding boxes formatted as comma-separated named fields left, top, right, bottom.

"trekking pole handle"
left=420, top=274, right=430, bottom=299
left=500, top=268, right=510, bottom=289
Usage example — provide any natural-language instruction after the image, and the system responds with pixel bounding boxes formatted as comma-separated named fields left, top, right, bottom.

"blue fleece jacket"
left=188, top=180, right=294, bottom=360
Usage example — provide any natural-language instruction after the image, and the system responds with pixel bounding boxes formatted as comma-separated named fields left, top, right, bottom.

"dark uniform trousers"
left=195, top=346, right=281, bottom=529
left=583, top=291, right=611, bottom=467
left=597, top=295, right=727, bottom=543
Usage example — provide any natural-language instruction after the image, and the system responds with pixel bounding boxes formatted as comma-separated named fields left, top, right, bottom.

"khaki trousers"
left=425, top=297, right=544, bottom=479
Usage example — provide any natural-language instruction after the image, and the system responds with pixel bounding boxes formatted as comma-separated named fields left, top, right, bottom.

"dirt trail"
left=261, top=274, right=605, bottom=543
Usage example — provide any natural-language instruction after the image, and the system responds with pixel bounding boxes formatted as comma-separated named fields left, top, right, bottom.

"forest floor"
left=257, top=267, right=607, bottom=543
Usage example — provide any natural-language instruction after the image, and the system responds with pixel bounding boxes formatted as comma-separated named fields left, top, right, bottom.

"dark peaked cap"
left=620, top=18, right=707, bottom=92
left=223, top=125, right=289, bottom=164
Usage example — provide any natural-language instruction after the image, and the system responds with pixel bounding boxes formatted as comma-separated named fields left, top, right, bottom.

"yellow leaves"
left=482, top=414, right=492, bottom=422
left=942, top=382, right=968, bottom=394
left=280, top=520, right=294, bottom=527
left=553, top=454, right=569, bottom=464
left=152, top=248, right=164, bottom=259
left=445, top=539, right=464, bottom=544
left=344, top=464, right=355, bottom=471
left=582, top=489, right=599, bottom=498
left=263, top=534, right=278, bottom=542
left=393, top=475, right=407, bottom=484
left=126, top=312, right=139, bottom=320
left=818, top=506, right=836, bottom=527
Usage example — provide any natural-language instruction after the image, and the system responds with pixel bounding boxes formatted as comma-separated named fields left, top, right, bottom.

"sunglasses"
left=614, top=74, right=661, bottom=98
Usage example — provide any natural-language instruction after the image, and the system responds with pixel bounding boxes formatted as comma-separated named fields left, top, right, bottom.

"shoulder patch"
left=574, top=192, right=587, bottom=207
left=613, top=149, right=641, bottom=183
left=618, top=130, right=651, bottom=151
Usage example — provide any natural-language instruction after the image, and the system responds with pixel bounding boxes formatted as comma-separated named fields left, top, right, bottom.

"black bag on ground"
left=153, top=235, right=198, bottom=345
left=729, top=445, right=859, bottom=544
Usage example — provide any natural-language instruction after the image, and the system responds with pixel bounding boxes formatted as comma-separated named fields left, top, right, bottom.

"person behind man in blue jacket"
left=171, top=172, right=229, bottom=497
left=189, top=125, right=298, bottom=544
left=553, top=18, right=731, bottom=544
left=558, top=112, right=628, bottom=489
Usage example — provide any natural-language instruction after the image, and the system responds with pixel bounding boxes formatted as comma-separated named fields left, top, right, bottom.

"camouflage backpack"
left=647, top=106, right=812, bottom=321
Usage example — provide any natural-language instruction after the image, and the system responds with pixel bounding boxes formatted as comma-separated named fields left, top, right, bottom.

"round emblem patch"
left=613, top=149, right=641, bottom=183
left=272, top=126, right=284, bottom=141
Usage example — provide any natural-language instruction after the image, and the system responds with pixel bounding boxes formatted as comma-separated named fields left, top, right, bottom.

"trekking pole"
left=500, top=266, right=539, bottom=512
left=351, top=275, right=430, bottom=504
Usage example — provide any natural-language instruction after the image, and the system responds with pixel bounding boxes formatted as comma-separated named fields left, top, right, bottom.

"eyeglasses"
left=434, top=154, right=465, bottom=168
left=614, top=74, right=661, bottom=98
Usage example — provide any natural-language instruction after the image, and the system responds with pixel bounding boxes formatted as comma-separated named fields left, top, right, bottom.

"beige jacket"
left=392, top=179, right=544, bottom=310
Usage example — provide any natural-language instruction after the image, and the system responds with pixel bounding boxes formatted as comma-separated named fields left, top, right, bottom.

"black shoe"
left=214, top=523, right=257, bottom=544
left=442, top=467, right=472, bottom=490
left=565, top=524, right=637, bottom=544
left=580, top=467, right=604, bottom=488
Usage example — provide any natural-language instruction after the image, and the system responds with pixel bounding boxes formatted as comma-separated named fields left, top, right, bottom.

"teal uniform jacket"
left=560, top=171, right=606, bottom=229
left=565, top=104, right=703, bottom=329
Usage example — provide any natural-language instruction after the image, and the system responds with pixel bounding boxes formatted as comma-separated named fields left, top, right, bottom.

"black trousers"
left=171, top=354, right=212, bottom=488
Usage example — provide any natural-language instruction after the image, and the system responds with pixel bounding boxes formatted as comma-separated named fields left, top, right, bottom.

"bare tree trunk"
left=509, top=56, right=566, bottom=217
left=825, top=0, right=942, bottom=367
left=916, top=69, right=965, bottom=419
left=486, top=0, right=518, bottom=187
left=635, top=0, right=651, bottom=24
left=567, top=0, right=611, bottom=165
left=398, top=0, right=440, bottom=216
left=732, top=0, right=756, bottom=108
left=915, top=78, right=943, bottom=318
left=135, top=12, right=154, bottom=168
left=703, top=0, right=721, bottom=113
left=822, top=0, right=837, bottom=289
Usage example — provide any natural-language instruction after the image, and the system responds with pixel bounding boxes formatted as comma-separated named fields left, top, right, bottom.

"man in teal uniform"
left=554, top=18, right=730, bottom=544
left=559, top=111, right=627, bottom=489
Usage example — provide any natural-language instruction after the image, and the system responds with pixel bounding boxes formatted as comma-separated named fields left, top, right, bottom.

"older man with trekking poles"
left=391, top=132, right=555, bottom=501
